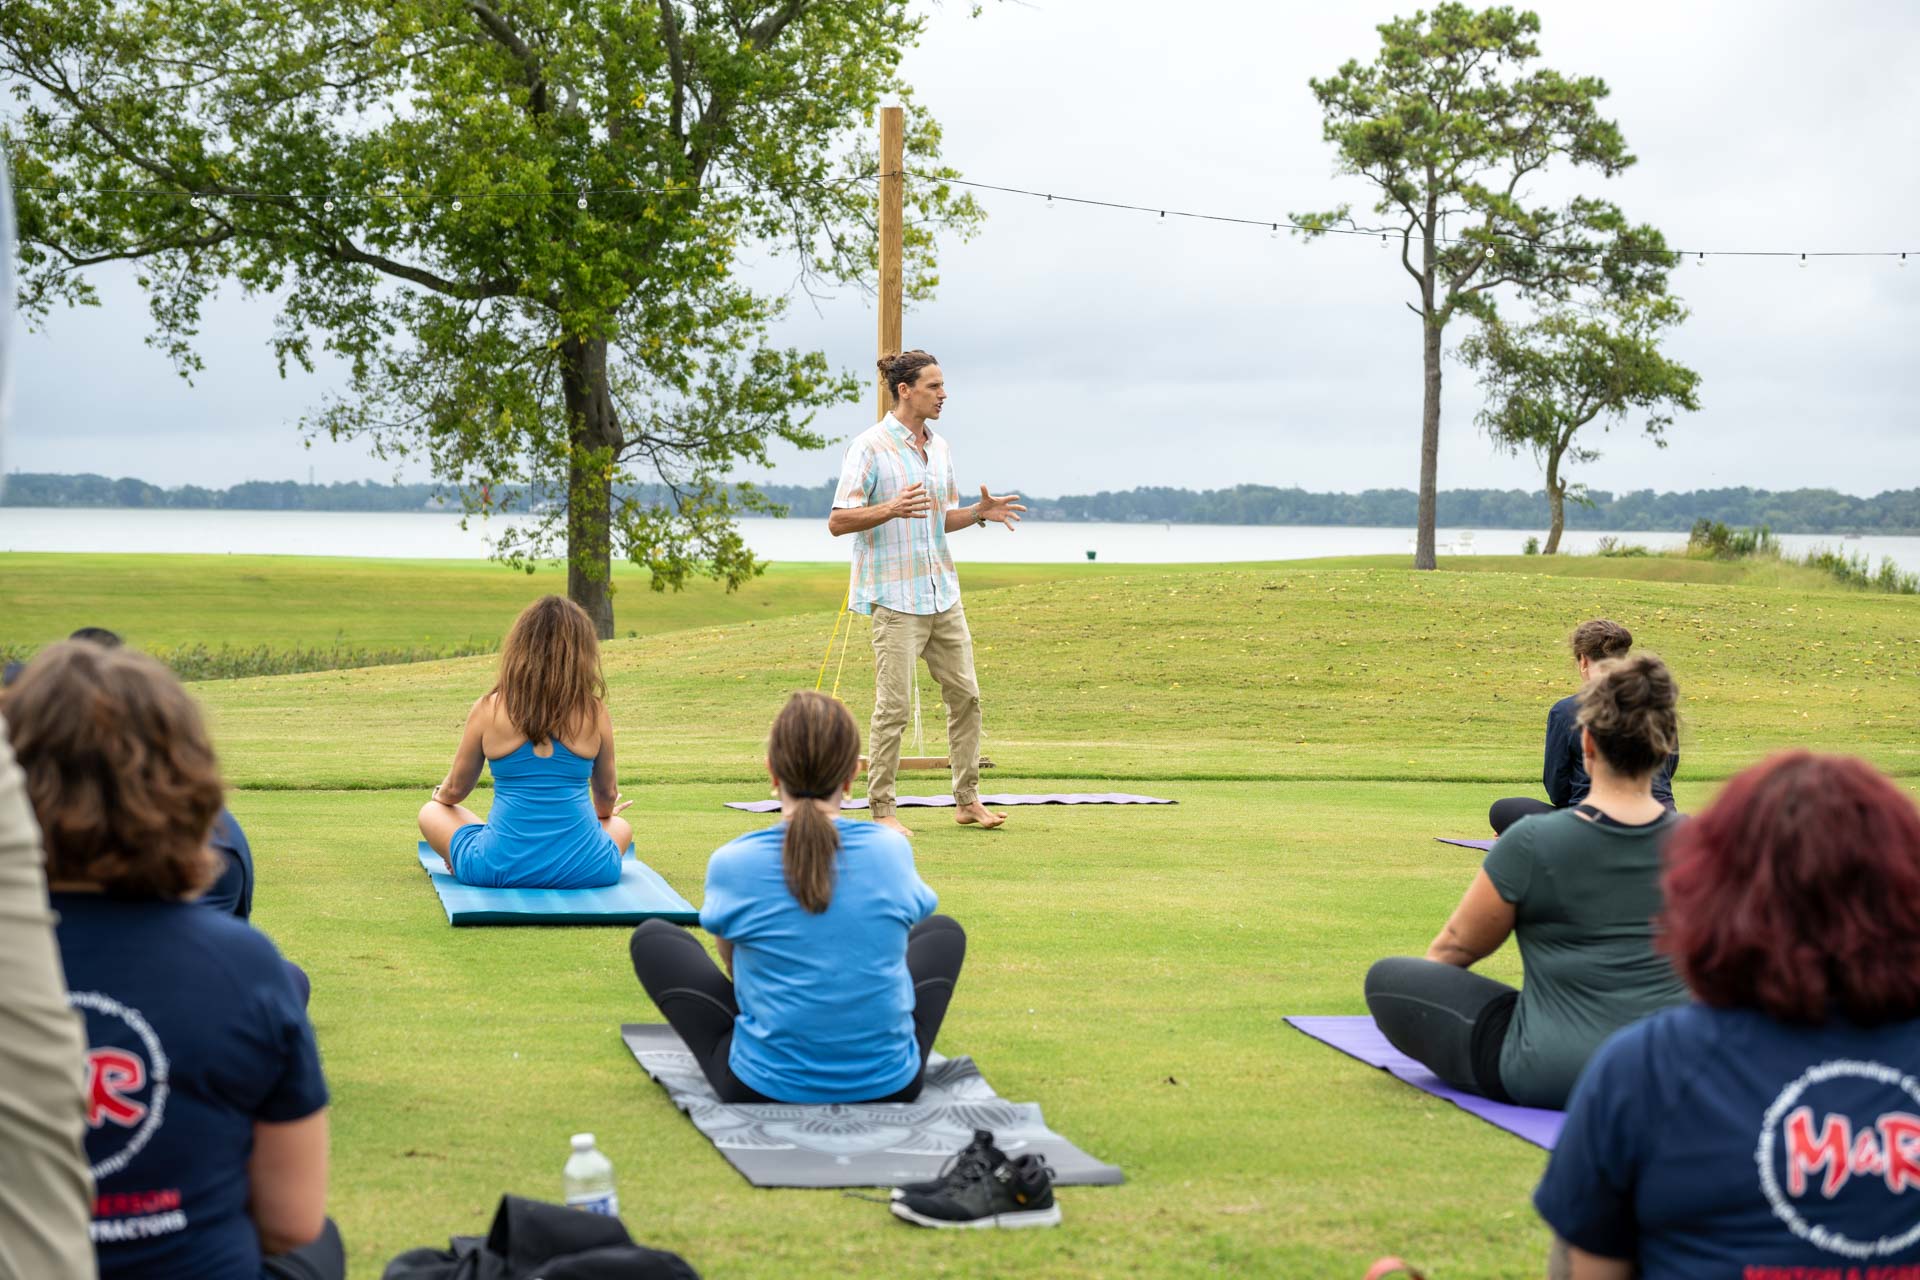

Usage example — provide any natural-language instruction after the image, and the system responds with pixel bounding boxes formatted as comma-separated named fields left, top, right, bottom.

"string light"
left=16, top=172, right=1916, bottom=266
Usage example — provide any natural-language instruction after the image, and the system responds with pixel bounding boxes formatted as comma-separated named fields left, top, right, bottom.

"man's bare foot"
left=954, top=801, right=1007, bottom=829
left=873, top=814, right=914, bottom=836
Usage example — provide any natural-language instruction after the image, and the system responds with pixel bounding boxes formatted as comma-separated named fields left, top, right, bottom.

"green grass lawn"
left=5, top=552, right=1917, bottom=1277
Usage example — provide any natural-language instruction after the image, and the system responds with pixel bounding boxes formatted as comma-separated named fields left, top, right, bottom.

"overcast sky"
left=5, top=0, right=1916, bottom=499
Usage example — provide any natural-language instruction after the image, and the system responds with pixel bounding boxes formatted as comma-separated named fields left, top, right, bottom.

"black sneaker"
left=890, top=1129, right=1005, bottom=1202
left=890, top=1152, right=1060, bottom=1229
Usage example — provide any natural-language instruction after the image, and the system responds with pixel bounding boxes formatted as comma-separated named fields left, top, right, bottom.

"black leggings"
left=1363, top=956, right=1517, bottom=1103
left=1488, top=796, right=1556, bottom=835
left=629, top=914, right=966, bottom=1104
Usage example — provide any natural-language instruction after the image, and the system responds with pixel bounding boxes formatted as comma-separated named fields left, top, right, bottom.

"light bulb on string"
left=1798, top=253, right=1807, bottom=269
left=1269, top=223, right=1279, bottom=240
left=1380, top=233, right=1388, bottom=249
left=577, top=194, right=588, bottom=210
left=1695, top=252, right=1704, bottom=268
left=451, top=198, right=462, bottom=212
left=1045, top=194, right=1054, bottom=211
left=1157, top=210, right=1167, bottom=228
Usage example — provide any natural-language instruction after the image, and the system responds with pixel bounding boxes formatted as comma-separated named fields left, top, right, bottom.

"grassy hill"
left=3, top=552, right=1914, bottom=1277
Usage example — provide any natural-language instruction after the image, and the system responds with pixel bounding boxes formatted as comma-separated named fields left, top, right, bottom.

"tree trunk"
left=1414, top=314, right=1443, bottom=571
left=1543, top=448, right=1565, bottom=555
left=559, top=336, right=620, bottom=640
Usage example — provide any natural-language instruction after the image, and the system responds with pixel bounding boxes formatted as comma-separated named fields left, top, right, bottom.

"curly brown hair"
left=3, top=641, right=223, bottom=898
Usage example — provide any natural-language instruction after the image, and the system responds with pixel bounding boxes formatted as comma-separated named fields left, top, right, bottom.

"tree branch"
left=467, top=0, right=547, bottom=114
left=657, top=0, right=689, bottom=138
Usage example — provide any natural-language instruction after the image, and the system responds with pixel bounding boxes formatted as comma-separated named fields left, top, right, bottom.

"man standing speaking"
left=828, top=350, right=1025, bottom=835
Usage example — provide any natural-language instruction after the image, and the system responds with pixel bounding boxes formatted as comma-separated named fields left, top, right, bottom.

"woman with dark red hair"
left=1535, top=752, right=1920, bottom=1279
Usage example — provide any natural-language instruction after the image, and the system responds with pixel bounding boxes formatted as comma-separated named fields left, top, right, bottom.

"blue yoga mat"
left=414, top=843, right=698, bottom=927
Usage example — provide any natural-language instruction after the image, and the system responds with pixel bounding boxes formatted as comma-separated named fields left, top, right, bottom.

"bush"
left=0, top=639, right=496, bottom=683
left=1594, top=536, right=1653, bottom=558
left=1522, top=536, right=1539, bottom=555
left=1687, top=519, right=1779, bottom=561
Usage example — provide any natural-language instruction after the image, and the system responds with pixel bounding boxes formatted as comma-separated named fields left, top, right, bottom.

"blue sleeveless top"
left=448, top=740, right=623, bottom=889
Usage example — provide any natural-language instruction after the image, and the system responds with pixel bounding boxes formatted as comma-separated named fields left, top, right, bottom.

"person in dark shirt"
left=1489, top=619, right=1679, bottom=835
left=1366, top=654, right=1689, bottom=1109
left=5, top=642, right=341, bottom=1280
left=1536, top=752, right=1920, bottom=1280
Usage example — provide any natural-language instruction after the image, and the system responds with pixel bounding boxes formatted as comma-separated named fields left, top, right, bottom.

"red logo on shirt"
left=1758, top=1060, right=1920, bottom=1261
left=1784, top=1106, right=1920, bottom=1198
left=85, top=1049, right=149, bottom=1129
left=67, top=991, right=171, bottom=1182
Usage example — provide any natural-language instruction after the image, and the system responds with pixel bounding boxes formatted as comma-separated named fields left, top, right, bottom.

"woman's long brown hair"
left=490, top=596, right=606, bottom=747
left=767, top=691, right=863, bottom=913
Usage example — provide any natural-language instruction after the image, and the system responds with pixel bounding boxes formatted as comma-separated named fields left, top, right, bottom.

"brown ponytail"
left=767, top=691, right=863, bottom=913
left=1577, top=654, right=1680, bottom=777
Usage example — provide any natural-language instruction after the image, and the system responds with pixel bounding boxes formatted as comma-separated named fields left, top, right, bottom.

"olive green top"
left=1484, top=807, right=1690, bottom=1108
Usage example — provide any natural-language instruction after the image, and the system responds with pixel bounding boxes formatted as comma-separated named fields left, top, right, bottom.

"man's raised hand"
left=978, top=486, right=1026, bottom=530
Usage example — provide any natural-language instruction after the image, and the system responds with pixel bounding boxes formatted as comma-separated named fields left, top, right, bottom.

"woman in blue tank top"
left=417, top=596, right=633, bottom=890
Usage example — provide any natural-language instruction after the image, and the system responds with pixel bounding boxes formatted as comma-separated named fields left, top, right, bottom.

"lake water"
left=2, top=507, right=1917, bottom=571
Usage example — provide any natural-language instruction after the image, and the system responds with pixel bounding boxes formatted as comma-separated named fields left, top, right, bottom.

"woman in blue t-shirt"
left=1488, top=619, right=1680, bottom=834
left=5, top=642, right=340, bottom=1280
left=630, top=690, right=965, bottom=1103
left=1535, top=752, right=1920, bottom=1280
left=418, top=595, right=634, bottom=890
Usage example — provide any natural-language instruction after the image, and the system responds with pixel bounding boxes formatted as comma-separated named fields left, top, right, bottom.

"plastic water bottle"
left=562, top=1133, right=619, bottom=1217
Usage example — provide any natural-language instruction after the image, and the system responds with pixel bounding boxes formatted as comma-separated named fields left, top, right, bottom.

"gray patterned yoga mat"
left=724, top=792, right=1175, bottom=813
left=620, top=1024, right=1125, bottom=1189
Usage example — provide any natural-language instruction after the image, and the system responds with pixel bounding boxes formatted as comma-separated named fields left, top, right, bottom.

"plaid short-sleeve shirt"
left=833, top=414, right=962, bottom=617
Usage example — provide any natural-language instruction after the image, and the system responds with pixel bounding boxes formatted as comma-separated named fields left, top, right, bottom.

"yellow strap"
left=814, top=587, right=850, bottom=691
left=830, top=609, right=857, bottom=702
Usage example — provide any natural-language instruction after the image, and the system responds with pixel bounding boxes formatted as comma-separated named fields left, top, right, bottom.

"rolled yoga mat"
left=414, top=843, right=698, bottom=926
left=620, top=1023, right=1125, bottom=1189
left=724, top=792, right=1176, bottom=813
left=1434, top=837, right=1497, bottom=851
left=1284, top=1015, right=1564, bottom=1150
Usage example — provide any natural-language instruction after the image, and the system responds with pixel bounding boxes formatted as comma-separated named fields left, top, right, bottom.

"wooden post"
left=875, top=104, right=905, bottom=421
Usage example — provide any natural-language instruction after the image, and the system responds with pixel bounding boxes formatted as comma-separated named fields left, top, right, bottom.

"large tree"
left=1, top=0, right=980, bottom=635
left=1292, top=4, right=1667, bottom=569
left=1459, top=290, right=1700, bottom=553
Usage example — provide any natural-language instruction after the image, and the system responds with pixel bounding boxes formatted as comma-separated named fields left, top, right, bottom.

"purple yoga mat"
left=1435, top=837, right=1496, bottom=851
left=1285, top=1015, right=1564, bottom=1150
left=723, top=792, right=1176, bottom=813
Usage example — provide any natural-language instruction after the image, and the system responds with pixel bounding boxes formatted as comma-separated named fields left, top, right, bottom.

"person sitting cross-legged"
left=4, top=641, right=341, bottom=1280
left=418, top=595, right=633, bottom=890
left=1366, top=654, right=1691, bottom=1110
left=1488, top=619, right=1680, bottom=836
left=630, top=690, right=966, bottom=1103
left=1535, top=752, right=1920, bottom=1279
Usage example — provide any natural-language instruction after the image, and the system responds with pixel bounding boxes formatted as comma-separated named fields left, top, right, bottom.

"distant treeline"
left=6, top=472, right=1917, bottom=534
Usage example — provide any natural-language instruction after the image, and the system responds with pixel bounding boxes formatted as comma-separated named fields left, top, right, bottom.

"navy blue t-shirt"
left=1543, top=693, right=1680, bottom=808
left=198, top=808, right=256, bottom=919
left=1536, top=1002, right=1920, bottom=1277
left=53, top=893, right=328, bottom=1280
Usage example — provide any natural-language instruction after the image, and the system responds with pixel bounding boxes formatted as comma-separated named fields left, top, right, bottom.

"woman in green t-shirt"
left=1365, top=655, right=1691, bottom=1109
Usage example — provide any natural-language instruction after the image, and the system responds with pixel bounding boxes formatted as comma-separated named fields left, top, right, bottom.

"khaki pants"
left=867, top=604, right=983, bottom=816
left=0, top=721, right=97, bottom=1280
